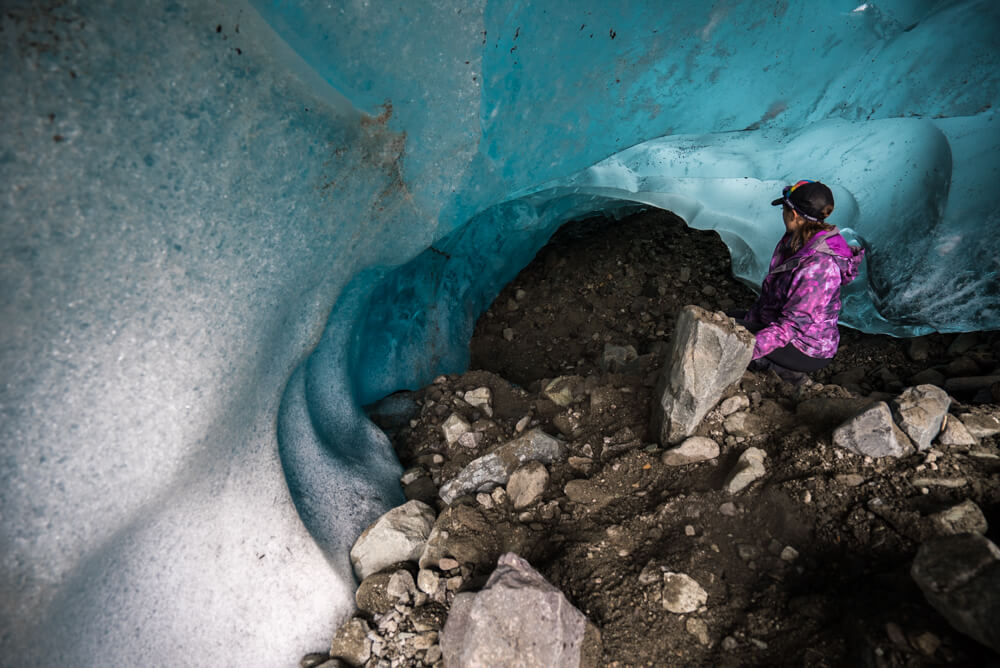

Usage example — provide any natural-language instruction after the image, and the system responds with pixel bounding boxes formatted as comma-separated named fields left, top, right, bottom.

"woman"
left=736, top=180, right=864, bottom=382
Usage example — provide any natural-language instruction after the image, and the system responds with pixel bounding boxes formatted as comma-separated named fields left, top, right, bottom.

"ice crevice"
left=1, top=0, right=998, bottom=666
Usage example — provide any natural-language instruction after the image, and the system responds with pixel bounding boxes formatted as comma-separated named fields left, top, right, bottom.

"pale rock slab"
left=911, top=533, right=1000, bottom=652
left=440, top=553, right=601, bottom=667
left=937, top=416, right=978, bottom=446
left=506, top=461, right=549, bottom=510
left=661, top=436, right=720, bottom=466
left=651, top=306, right=755, bottom=445
left=723, top=447, right=767, bottom=494
left=892, top=384, right=951, bottom=451
left=349, top=500, right=436, bottom=580
left=832, top=402, right=914, bottom=458
left=661, top=572, right=708, bottom=613
left=439, top=429, right=565, bottom=504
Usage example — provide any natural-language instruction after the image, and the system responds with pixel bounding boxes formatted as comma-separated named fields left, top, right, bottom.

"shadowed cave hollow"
left=364, top=207, right=1000, bottom=666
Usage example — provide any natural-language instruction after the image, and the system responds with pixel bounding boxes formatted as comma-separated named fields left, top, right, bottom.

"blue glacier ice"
left=1, top=0, right=998, bottom=665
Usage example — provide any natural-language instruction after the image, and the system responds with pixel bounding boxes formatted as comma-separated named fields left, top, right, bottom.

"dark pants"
left=729, top=311, right=832, bottom=374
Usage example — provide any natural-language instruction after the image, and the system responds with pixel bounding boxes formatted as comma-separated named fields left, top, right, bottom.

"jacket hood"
left=812, top=229, right=864, bottom=285
left=772, top=227, right=864, bottom=285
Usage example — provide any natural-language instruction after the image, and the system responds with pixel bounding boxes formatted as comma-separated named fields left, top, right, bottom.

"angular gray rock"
left=440, top=553, right=601, bottom=668
left=349, top=500, right=436, bottom=580
left=661, top=436, right=720, bottom=466
left=651, top=306, right=755, bottom=445
left=832, top=402, right=914, bottom=458
left=723, top=447, right=767, bottom=493
left=911, top=533, right=1000, bottom=652
left=937, top=415, right=977, bottom=446
left=891, top=385, right=950, bottom=451
left=958, top=410, right=1000, bottom=439
left=506, top=461, right=549, bottom=510
left=439, top=429, right=565, bottom=504
left=928, top=500, right=989, bottom=536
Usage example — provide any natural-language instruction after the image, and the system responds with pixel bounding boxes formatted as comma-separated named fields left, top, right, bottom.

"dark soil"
left=354, top=208, right=1000, bottom=668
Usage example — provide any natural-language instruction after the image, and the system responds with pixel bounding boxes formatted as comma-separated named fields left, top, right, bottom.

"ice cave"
left=1, top=0, right=998, bottom=665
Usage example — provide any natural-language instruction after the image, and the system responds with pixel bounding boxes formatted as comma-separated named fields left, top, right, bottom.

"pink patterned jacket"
left=746, top=227, right=864, bottom=360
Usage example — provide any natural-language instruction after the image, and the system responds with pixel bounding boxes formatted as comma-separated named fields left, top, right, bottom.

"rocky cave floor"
left=305, top=209, right=1000, bottom=668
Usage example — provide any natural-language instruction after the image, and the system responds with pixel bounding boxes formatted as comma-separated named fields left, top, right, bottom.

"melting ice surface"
left=1, top=0, right=998, bottom=665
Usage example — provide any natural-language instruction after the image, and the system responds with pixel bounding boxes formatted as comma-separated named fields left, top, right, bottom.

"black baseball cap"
left=771, top=180, right=834, bottom=222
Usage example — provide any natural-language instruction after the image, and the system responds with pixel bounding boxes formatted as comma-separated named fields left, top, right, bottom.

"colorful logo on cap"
left=783, top=179, right=822, bottom=222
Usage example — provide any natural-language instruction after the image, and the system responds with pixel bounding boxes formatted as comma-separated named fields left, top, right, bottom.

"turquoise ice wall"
left=1, top=1, right=998, bottom=666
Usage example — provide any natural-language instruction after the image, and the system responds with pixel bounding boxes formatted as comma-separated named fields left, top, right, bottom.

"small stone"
left=892, top=385, right=951, bottom=451
left=780, top=546, right=799, bottom=562
left=568, top=456, right=594, bottom=472
left=910, top=476, right=968, bottom=489
left=441, top=414, right=472, bottom=445
left=937, top=416, right=977, bottom=446
left=515, top=288, right=527, bottom=301
left=424, top=645, right=442, bottom=663
left=502, top=328, right=515, bottom=341
left=661, top=572, right=708, bottom=613
left=835, top=473, right=865, bottom=487
left=723, top=447, right=767, bottom=494
left=958, top=411, right=1000, bottom=438
left=464, top=387, right=493, bottom=417
left=684, top=525, right=696, bottom=536
left=803, top=490, right=812, bottom=504
left=350, top=500, right=436, bottom=581
left=686, top=617, right=711, bottom=645
left=457, top=431, right=482, bottom=449
left=515, top=415, right=530, bottom=432
left=417, top=569, right=440, bottom=595
left=719, top=394, right=750, bottom=416
left=661, top=436, right=720, bottom=466
left=737, top=544, right=759, bottom=561
left=601, top=343, right=639, bottom=372
left=638, top=562, right=662, bottom=585
left=300, top=653, right=331, bottom=668
left=928, top=499, right=989, bottom=535
left=506, top=461, right=549, bottom=510
left=833, top=402, right=914, bottom=458
left=490, top=486, right=507, bottom=506
left=543, top=376, right=585, bottom=407
left=912, top=631, right=941, bottom=656
left=475, top=492, right=493, bottom=509
left=330, top=618, right=372, bottom=667
left=438, top=557, right=460, bottom=571
left=721, top=636, right=738, bottom=651
left=387, top=570, right=416, bottom=602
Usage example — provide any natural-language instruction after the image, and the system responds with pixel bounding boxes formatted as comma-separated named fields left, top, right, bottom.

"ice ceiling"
left=1, top=0, right=998, bottom=665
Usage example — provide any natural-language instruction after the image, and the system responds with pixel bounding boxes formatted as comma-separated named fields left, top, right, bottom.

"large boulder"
left=832, top=402, right=914, bottom=458
left=891, top=384, right=950, bottom=451
left=349, top=500, right=436, bottom=580
left=439, top=429, right=565, bottom=504
left=440, top=553, right=601, bottom=668
left=911, top=533, right=1000, bottom=652
left=651, top=306, right=755, bottom=445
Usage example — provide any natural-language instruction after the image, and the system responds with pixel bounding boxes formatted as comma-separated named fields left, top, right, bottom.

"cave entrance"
left=468, top=206, right=757, bottom=388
